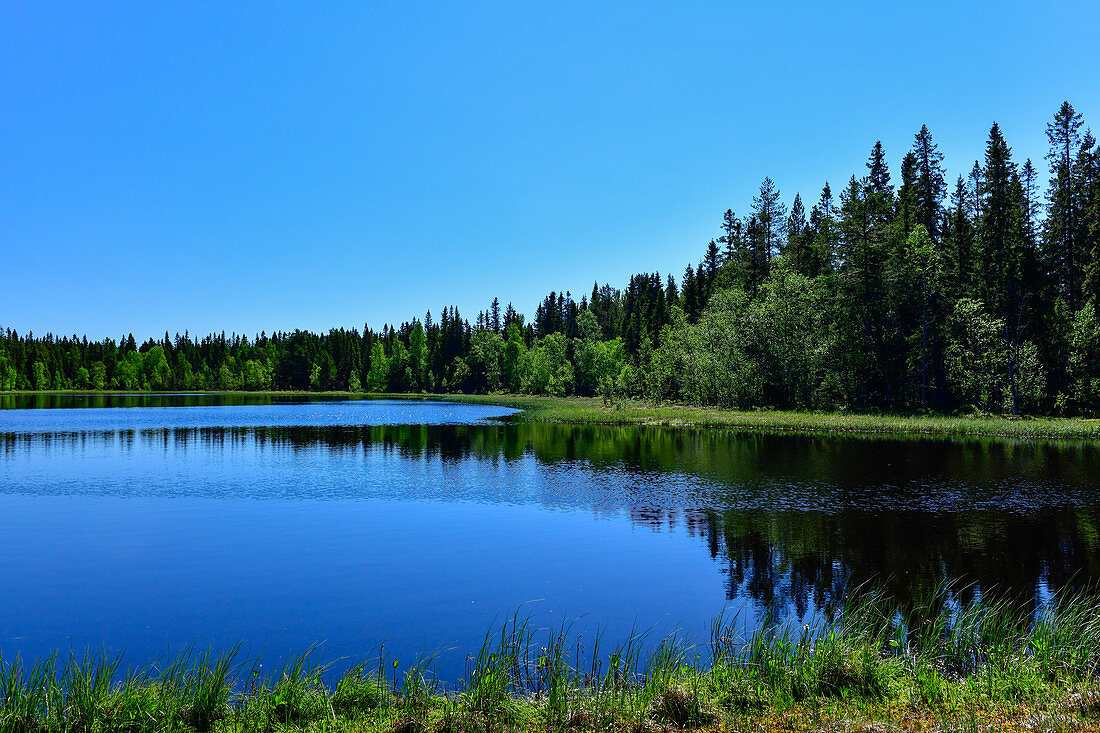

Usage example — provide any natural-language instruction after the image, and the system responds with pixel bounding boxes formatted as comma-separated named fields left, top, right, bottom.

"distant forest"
left=4, top=102, right=1100, bottom=415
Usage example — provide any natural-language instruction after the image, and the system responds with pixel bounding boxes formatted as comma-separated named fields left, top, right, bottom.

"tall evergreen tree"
left=1081, top=133, right=1100, bottom=306
left=721, top=208, right=742, bottom=264
left=865, top=142, right=895, bottom=230
left=489, top=298, right=501, bottom=332
left=913, top=125, right=946, bottom=240
left=810, top=182, right=837, bottom=273
left=838, top=175, right=891, bottom=405
left=978, top=122, right=1036, bottom=413
left=752, top=177, right=787, bottom=264
left=785, top=193, right=810, bottom=273
left=943, top=177, right=976, bottom=299
left=703, top=239, right=721, bottom=285
left=867, top=141, right=892, bottom=198
left=898, top=152, right=919, bottom=236
left=1045, top=101, right=1086, bottom=311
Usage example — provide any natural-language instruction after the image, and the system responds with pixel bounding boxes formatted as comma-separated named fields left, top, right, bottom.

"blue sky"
left=2, top=1, right=1098, bottom=341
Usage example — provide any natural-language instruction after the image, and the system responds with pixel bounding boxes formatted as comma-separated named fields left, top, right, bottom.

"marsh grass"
left=5, top=585, right=1100, bottom=732
left=24, top=390, right=1100, bottom=440
left=425, top=393, right=1100, bottom=441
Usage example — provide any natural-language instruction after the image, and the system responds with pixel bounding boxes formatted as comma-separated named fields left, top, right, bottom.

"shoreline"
left=3, top=590, right=1100, bottom=732
left=5, top=390, right=1100, bottom=441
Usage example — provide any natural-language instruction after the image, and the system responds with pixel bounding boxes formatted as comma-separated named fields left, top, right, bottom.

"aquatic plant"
left=5, top=584, right=1100, bottom=731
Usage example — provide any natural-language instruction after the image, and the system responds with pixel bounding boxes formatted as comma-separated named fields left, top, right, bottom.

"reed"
left=4, top=585, right=1100, bottom=731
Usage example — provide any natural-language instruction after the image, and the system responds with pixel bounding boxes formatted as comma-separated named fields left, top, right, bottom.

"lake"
left=2, top=394, right=1099, bottom=680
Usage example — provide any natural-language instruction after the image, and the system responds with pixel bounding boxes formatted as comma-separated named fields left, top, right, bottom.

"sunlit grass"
left=5, top=586, right=1100, bottom=731
left=427, top=393, right=1100, bottom=440
left=13, top=389, right=1100, bottom=440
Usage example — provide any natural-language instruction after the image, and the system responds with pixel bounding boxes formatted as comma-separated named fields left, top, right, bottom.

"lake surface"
left=3, top=394, right=1100, bottom=680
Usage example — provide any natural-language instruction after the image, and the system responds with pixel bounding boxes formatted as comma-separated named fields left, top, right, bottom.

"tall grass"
left=4, top=585, right=1100, bottom=731
left=430, top=393, right=1100, bottom=441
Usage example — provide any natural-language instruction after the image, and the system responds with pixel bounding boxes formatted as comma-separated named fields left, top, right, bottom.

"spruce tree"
left=978, top=122, right=1034, bottom=413
left=913, top=125, right=946, bottom=240
left=721, top=208, right=741, bottom=263
left=1045, top=101, right=1085, bottom=310
left=944, top=177, right=976, bottom=299
left=867, top=141, right=892, bottom=197
left=811, top=183, right=837, bottom=272
left=866, top=142, right=895, bottom=230
left=898, top=152, right=919, bottom=236
left=1021, top=158, right=1039, bottom=229
left=1081, top=133, right=1100, bottom=306
left=704, top=239, right=721, bottom=284
left=785, top=193, right=810, bottom=274
left=838, top=174, right=891, bottom=405
left=490, top=298, right=501, bottom=332
left=752, top=177, right=787, bottom=264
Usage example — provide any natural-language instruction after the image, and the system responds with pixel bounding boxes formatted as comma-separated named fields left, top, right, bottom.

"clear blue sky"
left=2, top=2, right=1098, bottom=341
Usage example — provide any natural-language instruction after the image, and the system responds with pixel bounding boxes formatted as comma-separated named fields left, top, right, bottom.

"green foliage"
left=502, top=324, right=527, bottom=392
left=1069, top=302, right=1100, bottom=411
left=367, top=341, right=388, bottom=393
left=944, top=298, right=1045, bottom=412
left=945, top=298, right=1011, bottom=411
left=32, top=361, right=48, bottom=390
left=89, top=361, right=106, bottom=391
left=0, top=350, right=18, bottom=391
left=408, top=322, right=428, bottom=390
left=466, top=329, right=505, bottom=393
left=347, top=368, right=362, bottom=393
left=573, top=310, right=629, bottom=402
left=142, top=345, right=172, bottom=389
left=653, top=268, right=834, bottom=410
left=5, top=587, right=1100, bottom=732
left=522, top=333, right=574, bottom=397
left=388, top=341, right=409, bottom=392
left=5, top=101, right=1100, bottom=419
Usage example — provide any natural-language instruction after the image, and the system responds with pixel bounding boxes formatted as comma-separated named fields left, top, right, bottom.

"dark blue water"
left=3, top=394, right=1100, bottom=680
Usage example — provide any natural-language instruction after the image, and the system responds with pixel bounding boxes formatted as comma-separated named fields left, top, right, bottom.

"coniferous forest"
left=5, top=102, right=1100, bottom=416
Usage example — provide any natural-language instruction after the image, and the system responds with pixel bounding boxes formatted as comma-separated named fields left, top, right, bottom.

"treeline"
left=3, top=102, right=1100, bottom=415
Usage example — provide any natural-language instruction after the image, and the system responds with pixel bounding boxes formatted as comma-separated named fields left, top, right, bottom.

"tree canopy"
left=5, top=102, right=1100, bottom=415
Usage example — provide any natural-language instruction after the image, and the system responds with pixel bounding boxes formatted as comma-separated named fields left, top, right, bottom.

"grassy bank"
left=425, top=393, right=1100, bottom=441
left=7, top=389, right=1100, bottom=440
left=5, top=589, right=1100, bottom=732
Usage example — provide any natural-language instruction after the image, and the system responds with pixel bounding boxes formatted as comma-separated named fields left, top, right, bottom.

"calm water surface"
left=2, top=394, right=1100, bottom=679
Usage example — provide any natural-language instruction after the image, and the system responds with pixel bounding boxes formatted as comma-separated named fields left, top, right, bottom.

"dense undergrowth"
left=6, top=587, right=1100, bottom=732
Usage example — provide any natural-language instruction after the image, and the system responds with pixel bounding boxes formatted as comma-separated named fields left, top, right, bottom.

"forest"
left=3, top=102, right=1100, bottom=416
